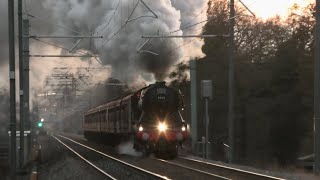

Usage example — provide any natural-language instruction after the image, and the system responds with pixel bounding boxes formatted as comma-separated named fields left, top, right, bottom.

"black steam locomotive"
left=83, top=81, right=188, bottom=157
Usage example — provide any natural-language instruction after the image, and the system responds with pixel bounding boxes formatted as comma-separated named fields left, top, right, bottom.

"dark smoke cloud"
left=0, top=0, right=208, bottom=136
left=138, top=41, right=179, bottom=80
left=0, top=0, right=208, bottom=103
left=3, top=0, right=207, bottom=83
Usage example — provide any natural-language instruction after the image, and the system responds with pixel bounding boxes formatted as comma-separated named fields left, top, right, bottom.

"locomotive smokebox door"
left=201, top=80, right=213, bottom=99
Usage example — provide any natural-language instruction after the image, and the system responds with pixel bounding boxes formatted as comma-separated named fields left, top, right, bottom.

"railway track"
left=50, top=134, right=167, bottom=180
left=158, top=157, right=286, bottom=180
left=52, top=133, right=286, bottom=180
left=54, top=133, right=231, bottom=179
left=154, top=158, right=231, bottom=180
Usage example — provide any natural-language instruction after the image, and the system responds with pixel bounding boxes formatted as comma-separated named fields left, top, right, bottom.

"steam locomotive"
left=83, top=81, right=188, bottom=158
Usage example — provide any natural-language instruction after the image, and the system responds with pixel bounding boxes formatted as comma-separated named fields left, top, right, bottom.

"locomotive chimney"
left=155, top=81, right=166, bottom=86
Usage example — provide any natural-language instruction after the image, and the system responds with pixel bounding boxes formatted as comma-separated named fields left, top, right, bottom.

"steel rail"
left=56, top=134, right=168, bottom=180
left=50, top=134, right=116, bottom=180
left=179, top=157, right=286, bottom=180
left=153, top=158, right=230, bottom=180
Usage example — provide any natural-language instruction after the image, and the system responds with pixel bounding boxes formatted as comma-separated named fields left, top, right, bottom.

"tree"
left=170, top=0, right=315, bottom=166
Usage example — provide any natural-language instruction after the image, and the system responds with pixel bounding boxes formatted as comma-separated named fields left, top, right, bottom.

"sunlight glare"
left=241, top=0, right=313, bottom=19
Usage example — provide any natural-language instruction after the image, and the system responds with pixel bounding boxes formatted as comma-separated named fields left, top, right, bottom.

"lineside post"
left=314, top=0, right=320, bottom=175
left=8, top=0, right=17, bottom=178
left=23, top=19, right=31, bottom=163
left=18, top=0, right=24, bottom=168
left=201, top=80, right=212, bottom=159
left=228, top=0, right=235, bottom=163
left=190, top=60, right=198, bottom=153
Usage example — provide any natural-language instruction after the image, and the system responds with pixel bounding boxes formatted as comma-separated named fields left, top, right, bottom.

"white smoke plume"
left=117, top=140, right=142, bottom=157
left=29, top=44, right=112, bottom=91
left=25, top=0, right=208, bottom=82
left=171, top=0, right=208, bottom=59
left=0, top=0, right=209, bottom=121
left=1, top=0, right=208, bottom=86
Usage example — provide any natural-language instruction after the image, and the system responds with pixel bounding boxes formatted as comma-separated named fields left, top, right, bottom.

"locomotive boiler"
left=83, top=81, right=188, bottom=158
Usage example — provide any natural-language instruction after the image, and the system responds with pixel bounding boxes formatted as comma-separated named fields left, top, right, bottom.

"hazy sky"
left=241, top=0, right=313, bottom=19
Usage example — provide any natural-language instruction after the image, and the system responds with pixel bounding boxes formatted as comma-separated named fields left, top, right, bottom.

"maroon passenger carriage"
left=83, top=81, right=189, bottom=158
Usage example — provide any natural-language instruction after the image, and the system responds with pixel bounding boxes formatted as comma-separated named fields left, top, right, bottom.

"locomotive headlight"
left=181, top=126, right=186, bottom=132
left=139, top=126, right=143, bottom=132
left=158, top=122, right=167, bottom=132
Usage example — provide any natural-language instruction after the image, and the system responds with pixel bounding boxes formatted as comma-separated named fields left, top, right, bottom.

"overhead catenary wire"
left=25, top=0, right=110, bottom=54
left=166, top=11, right=255, bottom=36
left=23, top=0, right=30, bottom=15
left=160, top=0, right=258, bottom=37
left=181, top=4, right=209, bottom=28
left=29, top=55, right=96, bottom=58
left=140, top=25, right=205, bottom=58
left=126, top=0, right=140, bottom=22
left=142, top=35, right=229, bottom=38
left=32, top=38, right=70, bottom=51
left=138, top=0, right=258, bottom=56
left=94, top=0, right=158, bottom=53
left=167, top=26, right=204, bottom=56
left=165, top=12, right=247, bottom=55
left=31, top=38, right=89, bottom=56
left=127, top=0, right=158, bottom=22
left=93, top=0, right=140, bottom=53
left=138, top=14, right=206, bottom=54
left=139, top=0, right=158, bottom=19
left=237, top=0, right=255, bottom=17
left=30, top=38, right=102, bottom=64
left=137, top=3, right=209, bottom=55
left=95, top=0, right=121, bottom=35
left=25, top=13, right=83, bottom=35
left=28, top=25, right=99, bottom=59
left=137, top=4, right=216, bottom=54
left=27, top=35, right=103, bottom=39
left=138, top=15, right=212, bottom=54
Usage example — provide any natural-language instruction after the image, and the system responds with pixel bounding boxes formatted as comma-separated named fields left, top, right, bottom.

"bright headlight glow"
left=158, top=122, right=167, bottom=132
left=181, top=126, right=186, bottom=131
left=139, top=126, right=143, bottom=132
